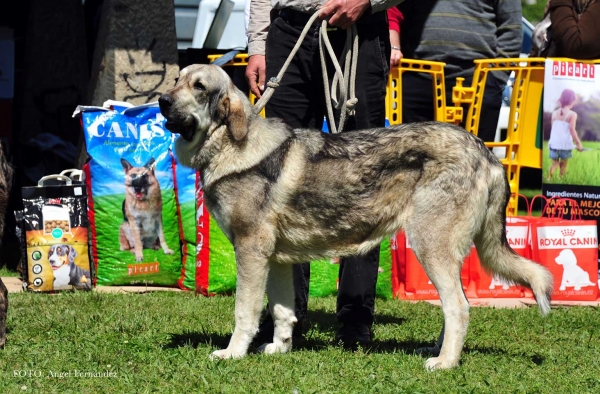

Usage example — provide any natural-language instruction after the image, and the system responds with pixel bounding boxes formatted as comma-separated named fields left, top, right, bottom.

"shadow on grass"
left=165, top=329, right=231, bottom=350
left=162, top=308, right=545, bottom=365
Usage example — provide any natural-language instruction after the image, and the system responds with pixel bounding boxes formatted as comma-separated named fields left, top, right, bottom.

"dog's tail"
left=473, top=164, right=553, bottom=316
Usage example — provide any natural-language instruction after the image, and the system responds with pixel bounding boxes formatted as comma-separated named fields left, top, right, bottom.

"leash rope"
left=252, top=12, right=359, bottom=134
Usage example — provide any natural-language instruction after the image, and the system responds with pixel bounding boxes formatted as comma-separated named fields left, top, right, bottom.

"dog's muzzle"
left=159, top=94, right=196, bottom=142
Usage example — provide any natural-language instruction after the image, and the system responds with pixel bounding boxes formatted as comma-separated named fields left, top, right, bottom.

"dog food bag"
left=390, top=232, right=407, bottom=298
left=76, top=101, right=182, bottom=286
left=172, top=150, right=198, bottom=290
left=531, top=219, right=598, bottom=301
left=194, top=184, right=237, bottom=295
left=19, top=175, right=94, bottom=292
left=399, top=233, right=471, bottom=300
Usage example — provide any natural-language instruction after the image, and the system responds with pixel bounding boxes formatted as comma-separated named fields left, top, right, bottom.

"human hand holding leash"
left=319, top=0, right=371, bottom=29
left=246, top=55, right=266, bottom=98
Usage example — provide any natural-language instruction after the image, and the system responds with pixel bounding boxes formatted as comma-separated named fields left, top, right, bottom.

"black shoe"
left=253, top=315, right=305, bottom=345
left=336, top=322, right=372, bottom=349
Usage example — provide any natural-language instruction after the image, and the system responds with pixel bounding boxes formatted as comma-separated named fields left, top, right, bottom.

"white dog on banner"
left=555, top=249, right=596, bottom=291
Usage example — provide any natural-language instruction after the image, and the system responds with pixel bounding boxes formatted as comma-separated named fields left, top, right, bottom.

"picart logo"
left=552, top=61, right=595, bottom=79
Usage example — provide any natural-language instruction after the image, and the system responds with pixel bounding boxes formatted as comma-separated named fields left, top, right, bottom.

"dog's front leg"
left=129, top=222, right=145, bottom=262
left=257, top=261, right=296, bottom=354
left=210, top=246, right=269, bottom=360
left=156, top=218, right=174, bottom=255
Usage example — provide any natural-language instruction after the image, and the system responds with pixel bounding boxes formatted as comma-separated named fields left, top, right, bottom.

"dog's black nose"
left=159, top=94, right=173, bottom=108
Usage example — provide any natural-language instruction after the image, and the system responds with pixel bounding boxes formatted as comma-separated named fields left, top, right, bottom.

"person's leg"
left=548, top=148, right=560, bottom=179
left=324, top=21, right=389, bottom=345
left=559, top=158, right=568, bottom=176
left=548, top=159, right=560, bottom=179
left=402, top=72, right=436, bottom=123
left=477, top=74, right=506, bottom=143
left=265, top=17, right=323, bottom=130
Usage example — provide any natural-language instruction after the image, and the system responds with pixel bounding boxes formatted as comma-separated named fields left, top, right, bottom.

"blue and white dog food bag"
left=75, top=101, right=182, bottom=286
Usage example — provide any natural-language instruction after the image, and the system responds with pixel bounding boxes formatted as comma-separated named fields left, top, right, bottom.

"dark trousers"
left=265, top=11, right=390, bottom=326
left=401, top=72, right=506, bottom=142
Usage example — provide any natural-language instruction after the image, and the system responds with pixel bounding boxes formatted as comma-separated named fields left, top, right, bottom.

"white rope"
left=253, top=12, right=359, bottom=134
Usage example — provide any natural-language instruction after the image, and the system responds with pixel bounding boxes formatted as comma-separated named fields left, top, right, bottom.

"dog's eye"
left=194, top=81, right=205, bottom=91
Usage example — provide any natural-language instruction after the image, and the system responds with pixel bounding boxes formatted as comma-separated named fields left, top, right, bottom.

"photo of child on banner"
left=541, top=59, right=600, bottom=293
left=542, top=64, right=600, bottom=208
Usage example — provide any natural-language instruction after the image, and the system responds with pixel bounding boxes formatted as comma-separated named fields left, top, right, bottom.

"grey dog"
left=158, top=64, right=553, bottom=370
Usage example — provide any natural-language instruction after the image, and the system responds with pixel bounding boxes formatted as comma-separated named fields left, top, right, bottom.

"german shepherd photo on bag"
left=159, top=64, right=554, bottom=370
left=119, top=157, right=174, bottom=262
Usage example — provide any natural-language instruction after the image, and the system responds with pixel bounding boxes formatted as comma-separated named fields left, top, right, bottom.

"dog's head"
left=48, top=244, right=77, bottom=269
left=121, top=157, right=157, bottom=200
left=555, top=248, right=577, bottom=266
left=158, top=64, right=250, bottom=163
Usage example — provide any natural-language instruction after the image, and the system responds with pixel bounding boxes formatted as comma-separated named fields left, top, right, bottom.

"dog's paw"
left=163, top=248, right=174, bottom=255
left=256, top=342, right=291, bottom=355
left=135, top=254, right=144, bottom=262
left=209, top=349, right=244, bottom=360
left=424, top=356, right=458, bottom=371
left=257, top=343, right=278, bottom=354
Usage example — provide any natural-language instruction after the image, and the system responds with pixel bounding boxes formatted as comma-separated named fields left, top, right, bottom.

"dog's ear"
left=144, top=158, right=156, bottom=171
left=220, top=90, right=248, bottom=141
left=121, top=158, right=133, bottom=173
left=67, top=246, right=78, bottom=261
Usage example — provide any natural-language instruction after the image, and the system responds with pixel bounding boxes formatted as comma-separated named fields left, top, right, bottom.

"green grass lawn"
left=1, top=291, right=599, bottom=393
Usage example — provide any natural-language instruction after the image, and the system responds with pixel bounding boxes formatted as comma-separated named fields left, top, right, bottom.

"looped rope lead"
left=252, top=12, right=359, bottom=134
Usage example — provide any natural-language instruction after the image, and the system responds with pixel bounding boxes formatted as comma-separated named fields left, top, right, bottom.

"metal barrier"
left=386, top=59, right=459, bottom=124
left=451, top=58, right=546, bottom=213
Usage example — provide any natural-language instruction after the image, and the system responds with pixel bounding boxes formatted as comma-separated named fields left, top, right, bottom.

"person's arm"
left=569, top=112, right=584, bottom=151
left=246, top=0, right=271, bottom=97
left=495, top=0, right=522, bottom=59
left=387, top=7, right=403, bottom=68
left=549, top=0, right=600, bottom=59
left=389, top=29, right=402, bottom=68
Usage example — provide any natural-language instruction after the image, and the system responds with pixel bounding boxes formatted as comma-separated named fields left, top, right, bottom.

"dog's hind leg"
left=258, top=261, right=296, bottom=355
left=210, top=245, right=269, bottom=360
left=406, top=211, right=472, bottom=370
left=418, top=253, right=469, bottom=371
